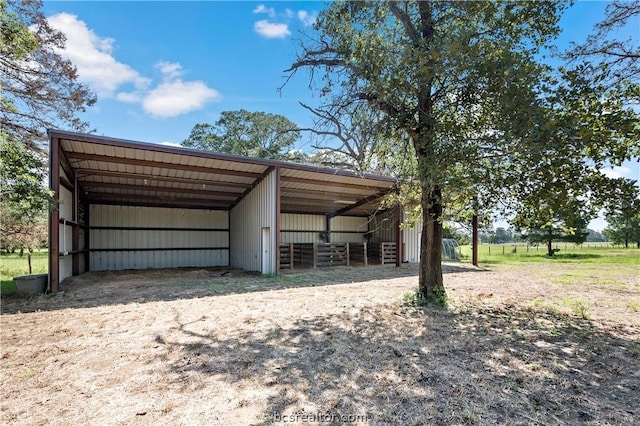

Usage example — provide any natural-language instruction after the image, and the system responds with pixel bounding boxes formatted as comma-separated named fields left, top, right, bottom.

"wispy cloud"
left=254, top=20, right=291, bottom=39
left=253, top=4, right=275, bottom=18
left=47, top=13, right=220, bottom=118
left=298, top=10, right=317, bottom=27
left=252, top=5, right=316, bottom=39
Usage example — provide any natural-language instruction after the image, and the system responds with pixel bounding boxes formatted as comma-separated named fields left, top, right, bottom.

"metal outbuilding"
left=48, top=130, right=403, bottom=293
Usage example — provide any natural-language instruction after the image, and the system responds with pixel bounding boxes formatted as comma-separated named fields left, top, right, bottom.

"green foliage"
left=0, top=135, right=51, bottom=252
left=182, top=110, right=301, bottom=160
left=1, top=0, right=96, bottom=150
left=603, top=179, right=640, bottom=248
left=287, top=1, right=568, bottom=299
left=512, top=195, right=591, bottom=256
left=402, top=290, right=427, bottom=307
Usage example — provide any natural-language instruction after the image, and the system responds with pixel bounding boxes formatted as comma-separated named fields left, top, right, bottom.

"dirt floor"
left=1, top=263, right=638, bottom=425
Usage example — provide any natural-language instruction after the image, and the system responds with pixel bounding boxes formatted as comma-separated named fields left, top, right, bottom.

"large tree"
left=1, top=0, right=96, bottom=150
left=512, top=194, right=591, bottom=257
left=285, top=1, right=567, bottom=301
left=182, top=110, right=301, bottom=160
left=604, top=179, right=640, bottom=248
left=1, top=0, right=95, bottom=258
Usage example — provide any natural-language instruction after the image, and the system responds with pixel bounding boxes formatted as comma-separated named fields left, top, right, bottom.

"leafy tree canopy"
left=182, top=110, right=301, bottom=160
left=1, top=0, right=96, bottom=151
left=285, top=1, right=569, bottom=301
left=603, top=178, right=640, bottom=248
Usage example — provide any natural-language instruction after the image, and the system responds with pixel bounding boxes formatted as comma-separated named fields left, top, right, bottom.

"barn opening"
left=48, top=130, right=404, bottom=293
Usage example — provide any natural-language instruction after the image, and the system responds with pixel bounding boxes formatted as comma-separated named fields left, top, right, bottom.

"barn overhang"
left=48, top=130, right=399, bottom=292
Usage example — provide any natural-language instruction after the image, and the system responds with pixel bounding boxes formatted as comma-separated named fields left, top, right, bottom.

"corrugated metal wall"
left=403, top=221, right=421, bottom=263
left=330, top=216, right=367, bottom=243
left=229, top=170, right=277, bottom=273
left=369, top=210, right=396, bottom=243
left=89, top=205, right=229, bottom=271
left=280, top=214, right=368, bottom=243
left=281, top=214, right=324, bottom=243
left=59, top=185, right=74, bottom=282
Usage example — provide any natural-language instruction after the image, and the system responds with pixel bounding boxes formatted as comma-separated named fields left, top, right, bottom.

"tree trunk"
left=547, top=239, right=553, bottom=257
left=418, top=185, right=445, bottom=303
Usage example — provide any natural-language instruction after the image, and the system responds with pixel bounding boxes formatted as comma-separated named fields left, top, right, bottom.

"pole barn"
left=48, top=130, right=403, bottom=293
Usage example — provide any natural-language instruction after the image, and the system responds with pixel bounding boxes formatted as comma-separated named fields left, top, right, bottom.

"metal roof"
left=50, top=129, right=397, bottom=217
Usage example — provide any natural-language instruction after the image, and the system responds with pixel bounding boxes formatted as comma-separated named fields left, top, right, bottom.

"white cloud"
left=47, top=13, right=221, bottom=118
left=297, top=10, right=317, bottom=27
left=253, top=4, right=276, bottom=18
left=254, top=20, right=291, bottom=39
left=156, top=61, right=183, bottom=81
left=601, top=166, right=631, bottom=179
left=47, top=13, right=150, bottom=96
left=143, top=80, right=221, bottom=118
left=285, top=9, right=294, bottom=18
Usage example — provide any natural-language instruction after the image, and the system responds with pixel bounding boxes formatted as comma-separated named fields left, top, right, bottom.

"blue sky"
left=42, top=1, right=638, bottom=230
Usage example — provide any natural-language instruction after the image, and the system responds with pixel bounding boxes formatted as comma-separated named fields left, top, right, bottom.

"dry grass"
left=1, top=263, right=638, bottom=425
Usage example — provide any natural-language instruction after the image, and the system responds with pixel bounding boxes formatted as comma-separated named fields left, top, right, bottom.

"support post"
left=49, top=136, right=60, bottom=293
left=395, top=204, right=403, bottom=267
left=472, top=214, right=479, bottom=266
left=325, top=215, right=331, bottom=243
left=363, top=242, right=368, bottom=266
left=346, top=243, right=350, bottom=266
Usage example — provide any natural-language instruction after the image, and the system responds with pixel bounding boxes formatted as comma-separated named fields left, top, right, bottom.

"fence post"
left=502, top=245, right=505, bottom=255
left=313, top=243, right=318, bottom=268
left=363, top=242, right=368, bottom=266
left=346, top=243, right=350, bottom=267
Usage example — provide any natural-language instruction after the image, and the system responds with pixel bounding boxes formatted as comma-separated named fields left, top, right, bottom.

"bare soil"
left=1, top=263, right=638, bottom=425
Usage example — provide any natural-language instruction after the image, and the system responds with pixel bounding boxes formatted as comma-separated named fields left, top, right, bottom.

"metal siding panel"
left=89, top=205, right=229, bottom=271
left=403, top=221, right=421, bottom=263
left=59, top=187, right=73, bottom=219
left=230, top=170, right=277, bottom=273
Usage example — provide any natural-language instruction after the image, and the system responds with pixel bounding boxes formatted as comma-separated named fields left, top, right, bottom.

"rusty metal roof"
left=50, top=130, right=396, bottom=217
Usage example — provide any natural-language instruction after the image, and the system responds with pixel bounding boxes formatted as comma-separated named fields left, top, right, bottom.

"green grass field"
left=0, top=250, right=48, bottom=295
left=459, top=243, right=640, bottom=266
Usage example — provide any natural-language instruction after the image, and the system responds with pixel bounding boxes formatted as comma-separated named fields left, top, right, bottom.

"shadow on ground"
left=0, top=263, right=480, bottom=314
left=156, top=302, right=638, bottom=425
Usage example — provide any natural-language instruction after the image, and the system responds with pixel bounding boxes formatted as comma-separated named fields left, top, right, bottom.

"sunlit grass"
left=0, top=250, right=48, bottom=295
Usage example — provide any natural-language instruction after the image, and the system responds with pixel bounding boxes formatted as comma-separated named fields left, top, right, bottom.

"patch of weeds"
left=527, top=363, right=542, bottom=372
left=630, top=343, right=640, bottom=358
left=627, top=300, right=640, bottom=311
left=561, top=298, right=591, bottom=319
left=266, top=326, right=283, bottom=340
left=403, top=290, right=427, bottom=307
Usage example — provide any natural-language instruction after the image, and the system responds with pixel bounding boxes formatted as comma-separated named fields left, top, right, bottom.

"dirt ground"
left=1, top=263, right=638, bottom=425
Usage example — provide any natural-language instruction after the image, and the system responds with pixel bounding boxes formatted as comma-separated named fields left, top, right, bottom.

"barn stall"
left=48, top=130, right=402, bottom=292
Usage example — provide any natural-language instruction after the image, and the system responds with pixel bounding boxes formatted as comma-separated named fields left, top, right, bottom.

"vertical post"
left=346, top=243, right=350, bottom=266
left=472, top=214, right=478, bottom=266
left=84, top=199, right=90, bottom=272
left=72, top=224, right=80, bottom=275
left=275, top=167, right=281, bottom=274
left=289, top=243, right=294, bottom=270
left=395, top=204, right=402, bottom=267
left=325, top=215, right=331, bottom=243
left=313, top=243, right=318, bottom=268
left=49, top=136, right=60, bottom=293
left=363, top=242, right=368, bottom=266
